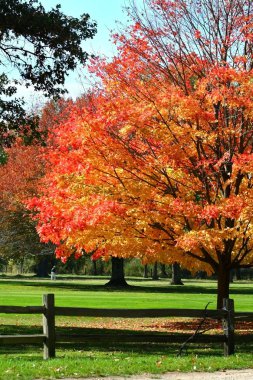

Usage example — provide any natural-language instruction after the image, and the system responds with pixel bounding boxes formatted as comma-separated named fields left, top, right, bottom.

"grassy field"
left=0, top=276, right=252, bottom=379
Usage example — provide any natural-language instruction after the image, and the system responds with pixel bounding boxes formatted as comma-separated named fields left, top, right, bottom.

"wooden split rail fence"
left=0, top=294, right=252, bottom=359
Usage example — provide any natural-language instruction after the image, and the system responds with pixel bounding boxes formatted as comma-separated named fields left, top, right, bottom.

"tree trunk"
left=143, top=264, right=148, bottom=278
left=229, top=269, right=233, bottom=283
left=36, top=256, right=50, bottom=277
left=152, top=262, right=159, bottom=280
left=217, top=266, right=230, bottom=309
left=92, top=260, right=97, bottom=276
left=105, top=257, right=128, bottom=287
left=160, top=263, right=168, bottom=278
left=233, top=268, right=241, bottom=281
left=170, top=262, right=184, bottom=285
left=99, top=261, right=104, bottom=276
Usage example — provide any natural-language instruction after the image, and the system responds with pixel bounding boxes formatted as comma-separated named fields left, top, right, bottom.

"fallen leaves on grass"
left=56, top=317, right=253, bottom=335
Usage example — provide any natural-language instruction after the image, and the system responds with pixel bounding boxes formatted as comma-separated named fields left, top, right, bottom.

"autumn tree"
left=0, top=142, right=43, bottom=208
left=0, top=209, right=54, bottom=273
left=0, top=140, right=55, bottom=274
left=28, top=0, right=253, bottom=308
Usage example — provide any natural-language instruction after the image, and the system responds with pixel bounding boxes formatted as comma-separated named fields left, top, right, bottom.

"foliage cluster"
left=28, top=0, right=253, bottom=307
left=0, top=0, right=96, bottom=146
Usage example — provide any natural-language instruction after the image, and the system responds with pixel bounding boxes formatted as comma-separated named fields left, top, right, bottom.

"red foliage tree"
left=0, top=141, right=43, bottom=211
left=29, top=0, right=253, bottom=307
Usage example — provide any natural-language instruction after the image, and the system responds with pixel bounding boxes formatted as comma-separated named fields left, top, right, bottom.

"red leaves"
left=0, top=141, right=43, bottom=211
left=194, top=30, right=201, bottom=39
left=91, top=248, right=106, bottom=261
left=26, top=0, right=253, bottom=275
left=200, top=205, right=220, bottom=223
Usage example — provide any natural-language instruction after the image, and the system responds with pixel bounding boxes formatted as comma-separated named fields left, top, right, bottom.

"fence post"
left=222, top=298, right=235, bottom=356
left=42, top=294, right=56, bottom=359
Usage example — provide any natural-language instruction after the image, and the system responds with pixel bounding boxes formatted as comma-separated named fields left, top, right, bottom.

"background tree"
left=0, top=141, right=43, bottom=209
left=171, top=263, right=184, bottom=286
left=143, top=264, right=149, bottom=278
left=0, top=209, right=54, bottom=273
left=0, top=0, right=96, bottom=146
left=160, top=264, right=168, bottom=278
left=152, top=262, right=159, bottom=280
left=0, top=139, right=54, bottom=275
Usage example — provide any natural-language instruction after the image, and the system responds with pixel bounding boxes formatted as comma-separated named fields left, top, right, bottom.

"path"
left=65, top=368, right=253, bottom=380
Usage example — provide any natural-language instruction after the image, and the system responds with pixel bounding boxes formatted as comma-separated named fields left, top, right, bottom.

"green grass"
left=0, top=347, right=252, bottom=380
left=0, top=276, right=252, bottom=379
left=1, top=276, right=253, bottom=309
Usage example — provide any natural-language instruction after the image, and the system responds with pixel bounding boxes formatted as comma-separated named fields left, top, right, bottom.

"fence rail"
left=0, top=294, right=250, bottom=359
left=235, top=312, right=253, bottom=321
left=0, top=306, right=45, bottom=314
left=0, top=334, right=44, bottom=344
left=56, top=332, right=226, bottom=343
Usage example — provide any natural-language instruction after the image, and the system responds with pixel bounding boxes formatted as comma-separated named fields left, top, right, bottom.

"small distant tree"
left=143, top=264, right=149, bottom=278
left=171, top=263, right=184, bottom=286
left=160, top=264, right=168, bottom=278
left=152, top=262, right=159, bottom=280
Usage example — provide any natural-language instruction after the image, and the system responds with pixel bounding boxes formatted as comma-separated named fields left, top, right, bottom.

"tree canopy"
left=0, top=0, right=97, bottom=146
left=28, top=0, right=253, bottom=308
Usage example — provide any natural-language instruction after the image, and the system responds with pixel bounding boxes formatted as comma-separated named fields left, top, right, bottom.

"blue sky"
left=42, top=0, right=132, bottom=57
left=30, top=0, right=140, bottom=99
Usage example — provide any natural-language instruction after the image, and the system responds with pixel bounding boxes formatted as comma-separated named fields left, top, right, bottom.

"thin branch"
left=178, top=302, right=212, bottom=356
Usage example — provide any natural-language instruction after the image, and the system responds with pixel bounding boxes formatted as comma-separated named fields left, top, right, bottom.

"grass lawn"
left=0, top=276, right=252, bottom=379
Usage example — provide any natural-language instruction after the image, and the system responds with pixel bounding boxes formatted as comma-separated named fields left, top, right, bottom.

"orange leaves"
left=199, top=197, right=245, bottom=222
left=221, top=196, right=245, bottom=220
left=26, top=0, right=253, bottom=277
left=0, top=141, right=43, bottom=211
left=232, top=153, right=253, bottom=173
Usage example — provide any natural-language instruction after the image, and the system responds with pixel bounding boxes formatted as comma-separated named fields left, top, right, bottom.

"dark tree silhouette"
left=105, top=258, right=128, bottom=287
left=0, top=0, right=97, bottom=146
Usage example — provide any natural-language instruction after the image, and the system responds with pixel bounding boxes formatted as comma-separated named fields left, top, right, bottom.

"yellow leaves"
left=158, top=107, right=168, bottom=119
left=30, top=22, right=253, bottom=275
left=176, top=223, right=253, bottom=265
left=119, top=124, right=135, bottom=136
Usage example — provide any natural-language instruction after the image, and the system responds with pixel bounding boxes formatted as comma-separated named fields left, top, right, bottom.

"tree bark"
left=229, top=269, right=234, bottom=283
left=143, top=264, right=148, bottom=278
left=160, top=263, right=168, bottom=278
left=36, top=255, right=50, bottom=277
left=233, top=268, right=241, bottom=281
left=92, top=260, right=97, bottom=276
left=170, top=262, right=184, bottom=285
left=105, top=257, right=128, bottom=287
left=99, top=261, right=104, bottom=276
left=217, top=266, right=230, bottom=309
left=152, top=262, right=159, bottom=280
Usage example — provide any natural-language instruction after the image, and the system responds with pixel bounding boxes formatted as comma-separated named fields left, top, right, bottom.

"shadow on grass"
left=1, top=278, right=253, bottom=296
left=0, top=343, right=221, bottom=360
left=0, top=325, right=222, bottom=357
left=0, top=324, right=252, bottom=358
